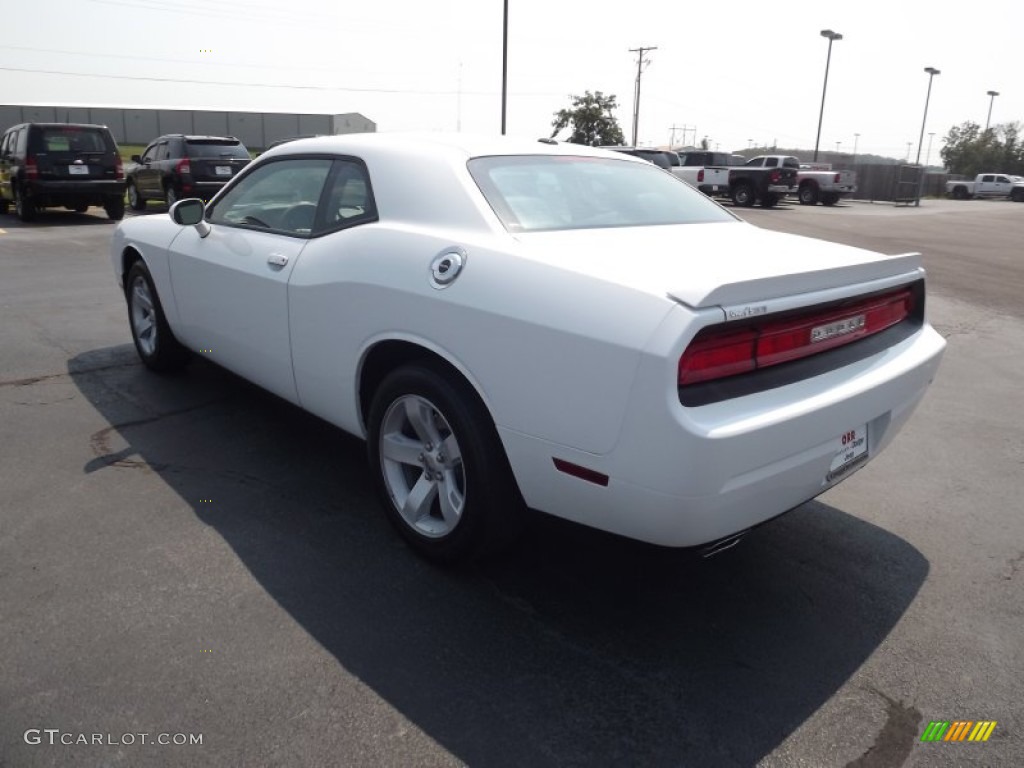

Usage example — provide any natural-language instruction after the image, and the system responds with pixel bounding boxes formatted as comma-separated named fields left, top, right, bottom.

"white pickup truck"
left=745, top=155, right=857, bottom=206
left=946, top=173, right=1024, bottom=201
left=673, top=150, right=746, bottom=196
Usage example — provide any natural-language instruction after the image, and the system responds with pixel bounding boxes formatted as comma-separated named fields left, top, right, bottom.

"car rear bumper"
left=24, top=179, right=125, bottom=204
left=500, top=323, right=946, bottom=548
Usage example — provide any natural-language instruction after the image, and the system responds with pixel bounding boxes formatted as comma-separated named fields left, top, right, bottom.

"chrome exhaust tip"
left=700, top=531, right=746, bottom=559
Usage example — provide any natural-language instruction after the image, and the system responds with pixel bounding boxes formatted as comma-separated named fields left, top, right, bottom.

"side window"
left=141, top=144, right=158, bottom=163
left=15, top=128, right=28, bottom=156
left=0, top=132, right=10, bottom=158
left=314, top=159, right=378, bottom=234
left=207, top=157, right=333, bottom=236
left=981, top=175, right=994, bottom=182
left=996, top=176, right=1009, bottom=183
left=765, top=157, right=778, bottom=167
left=155, top=142, right=169, bottom=161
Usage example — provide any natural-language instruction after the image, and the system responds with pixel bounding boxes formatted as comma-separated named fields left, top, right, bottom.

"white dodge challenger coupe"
left=111, top=133, right=946, bottom=562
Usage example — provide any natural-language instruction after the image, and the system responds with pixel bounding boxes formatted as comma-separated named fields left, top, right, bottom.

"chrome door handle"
left=267, top=253, right=289, bottom=267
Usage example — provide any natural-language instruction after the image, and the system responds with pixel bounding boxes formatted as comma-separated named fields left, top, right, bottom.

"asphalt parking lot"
left=1, top=198, right=1022, bottom=767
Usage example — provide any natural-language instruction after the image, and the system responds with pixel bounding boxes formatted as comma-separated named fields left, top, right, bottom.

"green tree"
left=550, top=91, right=626, bottom=146
left=941, top=121, right=1024, bottom=176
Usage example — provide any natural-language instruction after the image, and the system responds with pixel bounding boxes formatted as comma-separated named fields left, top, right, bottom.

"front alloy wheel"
left=125, top=262, right=189, bottom=372
left=128, top=181, right=146, bottom=211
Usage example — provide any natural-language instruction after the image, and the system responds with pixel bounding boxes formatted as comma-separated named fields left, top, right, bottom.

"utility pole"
left=629, top=46, right=657, bottom=147
left=500, top=0, right=508, bottom=134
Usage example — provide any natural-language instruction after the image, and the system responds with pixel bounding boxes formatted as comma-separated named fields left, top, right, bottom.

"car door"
left=135, top=142, right=160, bottom=197
left=167, top=156, right=333, bottom=403
left=0, top=130, right=12, bottom=203
left=992, top=175, right=1011, bottom=197
left=977, top=174, right=995, bottom=197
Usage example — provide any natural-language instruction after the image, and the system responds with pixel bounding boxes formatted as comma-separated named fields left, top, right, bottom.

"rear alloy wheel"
left=105, top=196, right=125, bottom=220
left=125, top=261, right=189, bottom=373
left=1011, top=189, right=1024, bottom=203
left=367, top=363, right=522, bottom=563
left=14, top=186, right=36, bottom=222
left=731, top=183, right=755, bottom=207
left=127, top=181, right=146, bottom=211
left=798, top=184, right=820, bottom=205
left=952, top=186, right=969, bottom=200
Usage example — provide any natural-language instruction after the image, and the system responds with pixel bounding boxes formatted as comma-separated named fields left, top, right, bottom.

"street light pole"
left=629, top=46, right=657, bottom=147
left=915, top=66, right=940, bottom=206
left=499, top=0, right=507, bottom=134
left=985, top=90, right=999, bottom=132
left=813, top=29, right=843, bottom=162
left=925, top=132, right=935, bottom=167
left=853, top=132, right=860, bottom=162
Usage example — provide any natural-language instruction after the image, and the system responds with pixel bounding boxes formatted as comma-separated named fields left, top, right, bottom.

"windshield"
left=468, top=155, right=735, bottom=232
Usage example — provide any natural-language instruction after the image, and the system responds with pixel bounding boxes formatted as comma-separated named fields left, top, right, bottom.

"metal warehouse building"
left=0, top=104, right=376, bottom=150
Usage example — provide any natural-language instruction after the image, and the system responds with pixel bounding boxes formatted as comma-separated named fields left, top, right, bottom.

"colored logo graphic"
left=921, top=720, right=997, bottom=742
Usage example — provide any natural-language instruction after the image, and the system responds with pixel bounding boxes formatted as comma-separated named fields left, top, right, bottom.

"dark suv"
left=0, top=122, right=126, bottom=222
left=126, top=135, right=251, bottom=209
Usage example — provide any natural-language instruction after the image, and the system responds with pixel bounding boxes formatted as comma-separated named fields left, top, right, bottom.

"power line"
left=0, top=64, right=567, bottom=98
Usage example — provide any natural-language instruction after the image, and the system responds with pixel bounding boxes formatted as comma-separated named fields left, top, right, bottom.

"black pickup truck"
left=727, top=156, right=799, bottom=208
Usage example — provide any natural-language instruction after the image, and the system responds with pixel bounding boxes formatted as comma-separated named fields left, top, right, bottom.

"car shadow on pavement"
left=0, top=210, right=118, bottom=228
left=68, top=346, right=929, bottom=767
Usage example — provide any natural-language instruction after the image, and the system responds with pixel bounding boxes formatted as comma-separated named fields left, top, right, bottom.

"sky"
left=2, top=0, right=1020, bottom=162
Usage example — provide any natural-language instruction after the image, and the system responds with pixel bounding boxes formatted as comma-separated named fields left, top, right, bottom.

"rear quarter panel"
left=287, top=224, right=675, bottom=454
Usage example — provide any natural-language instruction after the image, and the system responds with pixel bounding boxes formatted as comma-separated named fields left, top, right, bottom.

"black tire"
left=164, top=185, right=178, bottom=209
left=127, top=181, right=146, bottom=211
left=952, top=186, right=969, bottom=200
left=124, top=261, right=190, bottom=373
left=798, top=183, right=819, bottom=205
left=760, top=193, right=779, bottom=208
left=367, top=362, right=523, bottom=563
left=72, top=203, right=89, bottom=213
left=0, top=199, right=8, bottom=215
left=1011, top=189, right=1024, bottom=203
left=822, top=193, right=840, bottom=206
left=731, top=182, right=755, bottom=207
left=105, top=196, right=125, bottom=220
left=14, top=185, right=36, bottom=222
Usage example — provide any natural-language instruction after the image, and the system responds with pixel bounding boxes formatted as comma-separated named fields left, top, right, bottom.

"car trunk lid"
left=513, top=221, right=922, bottom=309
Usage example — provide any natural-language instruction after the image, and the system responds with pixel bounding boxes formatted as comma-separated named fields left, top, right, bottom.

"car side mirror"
left=131, top=154, right=142, bottom=163
left=170, top=198, right=211, bottom=237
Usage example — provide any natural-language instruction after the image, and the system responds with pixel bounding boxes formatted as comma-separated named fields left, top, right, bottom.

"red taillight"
left=25, top=156, right=39, bottom=179
left=175, top=158, right=191, bottom=175
left=678, top=328, right=757, bottom=385
left=114, top=155, right=124, bottom=180
left=697, top=169, right=705, bottom=182
left=834, top=173, right=841, bottom=183
left=770, top=169, right=781, bottom=183
left=678, top=289, right=914, bottom=387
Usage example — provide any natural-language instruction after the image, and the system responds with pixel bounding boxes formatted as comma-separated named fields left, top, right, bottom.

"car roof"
left=259, top=132, right=648, bottom=164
